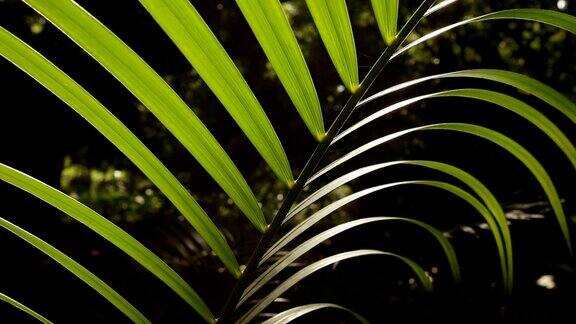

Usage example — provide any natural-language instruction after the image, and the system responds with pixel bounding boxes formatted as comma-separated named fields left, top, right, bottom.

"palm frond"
left=1, top=0, right=574, bottom=322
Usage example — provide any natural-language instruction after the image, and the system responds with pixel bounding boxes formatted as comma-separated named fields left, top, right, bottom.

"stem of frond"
left=217, top=1, right=437, bottom=322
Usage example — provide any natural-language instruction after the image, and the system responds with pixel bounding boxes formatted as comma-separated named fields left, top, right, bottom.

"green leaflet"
left=138, top=0, right=293, bottom=184
left=262, top=303, right=368, bottom=324
left=0, top=292, right=51, bottom=323
left=239, top=250, right=431, bottom=323
left=437, top=89, right=576, bottom=172
left=0, top=164, right=215, bottom=323
left=349, top=88, right=576, bottom=176
left=261, top=180, right=504, bottom=288
left=304, top=160, right=513, bottom=292
left=371, top=0, right=399, bottom=45
left=395, top=9, right=576, bottom=58
left=0, top=26, right=239, bottom=279
left=241, top=215, right=460, bottom=306
left=360, top=69, right=576, bottom=124
left=23, top=0, right=266, bottom=233
left=0, top=217, right=150, bottom=323
left=329, top=123, right=571, bottom=253
left=304, top=0, right=359, bottom=91
left=235, top=0, right=325, bottom=140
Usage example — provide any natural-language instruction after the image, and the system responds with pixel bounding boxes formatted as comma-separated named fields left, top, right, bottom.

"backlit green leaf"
left=361, top=69, right=576, bottom=123
left=395, top=9, right=576, bottom=59
left=23, top=0, right=266, bottom=233
left=304, top=0, right=358, bottom=91
left=371, top=0, right=399, bottom=45
left=239, top=250, right=430, bottom=323
left=350, top=88, right=576, bottom=174
left=0, top=217, right=150, bottom=323
left=235, top=0, right=325, bottom=140
left=138, top=0, right=293, bottom=184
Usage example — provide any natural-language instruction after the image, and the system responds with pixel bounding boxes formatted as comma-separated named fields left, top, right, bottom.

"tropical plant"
left=0, top=0, right=574, bottom=322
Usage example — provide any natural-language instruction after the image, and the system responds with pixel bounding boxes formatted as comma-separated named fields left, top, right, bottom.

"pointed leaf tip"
left=371, top=0, right=399, bottom=46
left=235, top=0, right=325, bottom=139
left=304, top=0, right=359, bottom=91
left=138, top=0, right=294, bottom=186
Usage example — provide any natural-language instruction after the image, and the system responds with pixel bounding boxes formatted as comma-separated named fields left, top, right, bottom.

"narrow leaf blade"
left=23, top=0, right=266, bottom=232
left=350, top=88, right=576, bottom=175
left=239, top=250, right=430, bottom=323
left=242, top=216, right=460, bottom=305
left=0, top=217, right=150, bottom=323
left=0, top=292, right=51, bottom=324
left=395, top=9, right=576, bottom=59
left=0, top=164, right=214, bottom=323
left=235, top=0, right=325, bottom=140
left=360, top=69, right=576, bottom=123
left=262, top=303, right=368, bottom=324
left=138, top=0, right=293, bottom=184
left=304, top=0, right=359, bottom=91
left=371, top=0, right=399, bottom=45
left=0, top=26, right=240, bottom=279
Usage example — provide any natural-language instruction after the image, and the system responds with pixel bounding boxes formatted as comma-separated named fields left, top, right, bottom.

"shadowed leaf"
left=239, top=250, right=431, bottom=323
left=262, top=303, right=368, bottom=324
left=371, top=0, right=399, bottom=45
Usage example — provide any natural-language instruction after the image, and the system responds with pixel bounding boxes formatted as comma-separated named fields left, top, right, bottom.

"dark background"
left=0, top=0, right=575, bottom=322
